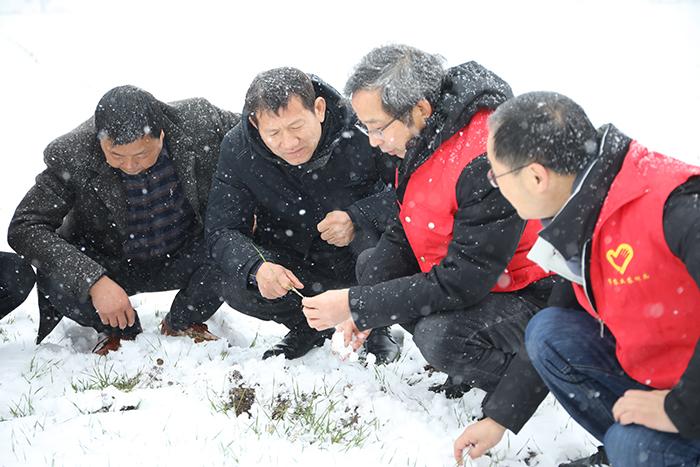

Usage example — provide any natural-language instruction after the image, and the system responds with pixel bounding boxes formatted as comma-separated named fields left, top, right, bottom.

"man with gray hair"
left=302, top=45, right=556, bottom=460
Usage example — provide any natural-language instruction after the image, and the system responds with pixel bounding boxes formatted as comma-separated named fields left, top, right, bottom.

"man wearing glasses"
left=206, top=67, right=400, bottom=362
left=302, top=45, right=556, bottom=460
left=477, top=91, right=700, bottom=466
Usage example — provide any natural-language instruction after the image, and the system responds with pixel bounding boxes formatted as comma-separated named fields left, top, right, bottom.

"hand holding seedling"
left=255, top=262, right=305, bottom=299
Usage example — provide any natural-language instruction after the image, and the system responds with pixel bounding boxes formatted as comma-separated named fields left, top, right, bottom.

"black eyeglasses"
left=355, top=117, right=398, bottom=140
left=487, top=164, right=530, bottom=188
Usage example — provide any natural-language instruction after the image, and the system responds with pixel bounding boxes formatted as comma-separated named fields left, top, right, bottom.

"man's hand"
left=89, top=275, right=135, bottom=330
left=612, top=389, right=678, bottom=433
left=318, top=211, right=355, bottom=247
left=336, top=317, right=370, bottom=350
left=255, top=262, right=304, bottom=299
left=453, top=418, right=506, bottom=463
left=302, top=289, right=351, bottom=330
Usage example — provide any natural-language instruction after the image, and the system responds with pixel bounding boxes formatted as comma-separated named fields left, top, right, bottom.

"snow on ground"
left=0, top=1, right=698, bottom=466
left=1, top=293, right=597, bottom=467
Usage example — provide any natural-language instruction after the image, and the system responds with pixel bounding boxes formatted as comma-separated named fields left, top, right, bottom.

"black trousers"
left=36, top=238, right=224, bottom=342
left=0, top=251, right=36, bottom=320
left=221, top=248, right=357, bottom=331
left=407, top=288, right=549, bottom=392
left=357, top=247, right=553, bottom=392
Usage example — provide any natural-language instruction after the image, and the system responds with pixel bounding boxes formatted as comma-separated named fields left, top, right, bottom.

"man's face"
left=486, top=133, right=541, bottom=219
left=253, top=95, right=325, bottom=165
left=351, top=89, right=421, bottom=158
left=486, top=133, right=571, bottom=220
left=100, top=130, right=164, bottom=175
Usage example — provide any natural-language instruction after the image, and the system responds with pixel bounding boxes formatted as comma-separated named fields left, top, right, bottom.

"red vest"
left=398, top=109, right=550, bottom=292
left=573, top=142, right=700, bottom=388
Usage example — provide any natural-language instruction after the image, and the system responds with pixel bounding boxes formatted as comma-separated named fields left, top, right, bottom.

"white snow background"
left=0, top=0, right=699, bottom=466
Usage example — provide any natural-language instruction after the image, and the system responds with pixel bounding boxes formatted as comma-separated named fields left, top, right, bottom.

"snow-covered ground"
left=0, top=1, right=698, bottom=466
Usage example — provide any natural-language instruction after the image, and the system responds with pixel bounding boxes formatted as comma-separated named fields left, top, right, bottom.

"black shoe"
left=364, top=326, right=401, bottom=364
left=429, top=375, right=473, bottom=399
left=559, top=446, right=609, bottom=467
left=262, top=325, right=332, bottom=360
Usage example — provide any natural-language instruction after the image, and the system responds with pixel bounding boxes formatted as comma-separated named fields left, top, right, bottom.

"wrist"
left=249, top=260, right=264, bottom=286
left=89, top=275, right=108, bottom=297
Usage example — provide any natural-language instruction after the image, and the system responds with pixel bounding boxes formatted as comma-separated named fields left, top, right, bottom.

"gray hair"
left=344, top=44, right=446, bottom=120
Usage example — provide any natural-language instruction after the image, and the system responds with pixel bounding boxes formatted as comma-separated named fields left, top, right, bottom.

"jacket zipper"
left=581, top=239, right=605, bottom=338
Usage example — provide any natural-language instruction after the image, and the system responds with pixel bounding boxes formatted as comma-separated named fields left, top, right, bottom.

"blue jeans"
left=526, top=307, right=700, bottom=467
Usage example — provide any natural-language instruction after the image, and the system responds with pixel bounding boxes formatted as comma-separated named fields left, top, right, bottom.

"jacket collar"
left=528, top=124, right=632, bottom=278
left=89, top=103, right=202, bottom=228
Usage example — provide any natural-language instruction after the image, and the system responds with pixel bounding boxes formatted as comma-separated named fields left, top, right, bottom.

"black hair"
left=344, top=44, right=446, bottom=121
left=94, top=85, right=165, bottom=146
left=243, top=67, right=316, bottom=125
left=489, top=91, right=599, bottom=175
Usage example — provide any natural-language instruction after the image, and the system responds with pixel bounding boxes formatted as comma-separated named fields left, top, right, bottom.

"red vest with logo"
left=398, top=109, right=550, bottom=292
left=573, top=142, right=700, bottom=388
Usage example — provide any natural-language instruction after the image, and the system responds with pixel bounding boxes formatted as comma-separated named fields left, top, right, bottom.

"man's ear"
left=314, top=97, right=327, bottom=123
left=409, top=98, right=433, bottom=132
left=248, top=115, right=258, bottom=130
left=414, top=99, right=433, bottom=121
left=415, top=98, right=433, bottom=119
left=528, top=163, right=550, bottom=192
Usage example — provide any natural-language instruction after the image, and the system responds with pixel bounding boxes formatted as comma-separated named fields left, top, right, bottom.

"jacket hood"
left=398, top=61, right=513, bottom=193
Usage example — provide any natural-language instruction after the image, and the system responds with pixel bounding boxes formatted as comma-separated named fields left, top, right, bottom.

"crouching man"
left=9, top=85, right=240, bottom=354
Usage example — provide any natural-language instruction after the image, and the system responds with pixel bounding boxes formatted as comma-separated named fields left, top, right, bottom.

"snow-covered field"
left=1, top=1, right=698, bottom=466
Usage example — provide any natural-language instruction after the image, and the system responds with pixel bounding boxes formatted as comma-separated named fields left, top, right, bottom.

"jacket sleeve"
left=349, top=156, right=525, bottom=330
left=345, top=150, right=399, bottom=245
left=482, top=341, right=549, bottom=433
left=355, top=217, right=420, bottom=287
left=206, top=128, right=278, bottom=288
left=8, top=152, right=106, bottom=299
left=483, top=275, right=569, bottom=433
left=662, top=176, right=700, bottom=439
left=189, top=98, right=241, bottom=138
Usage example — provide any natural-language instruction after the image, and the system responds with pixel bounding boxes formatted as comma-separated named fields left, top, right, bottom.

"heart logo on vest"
left=606, top=243, right=634, bottom=275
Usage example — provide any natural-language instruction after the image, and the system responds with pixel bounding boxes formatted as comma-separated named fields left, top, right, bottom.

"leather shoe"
left=161, top=320, right=219, bottom=343
left=93, top=334, right=136, bottom=356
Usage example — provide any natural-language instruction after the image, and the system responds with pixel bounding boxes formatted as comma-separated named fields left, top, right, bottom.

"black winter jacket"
left=206, top=77, right=397, bottom=288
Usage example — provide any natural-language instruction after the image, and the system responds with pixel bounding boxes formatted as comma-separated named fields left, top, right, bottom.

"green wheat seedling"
left=216, top=376, right=381, bottom=451
left=22, top=355, right=60, bottom=384
left=8, top=386, right=42, bottom=418
left=71, top=360, right=141, bottom=392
